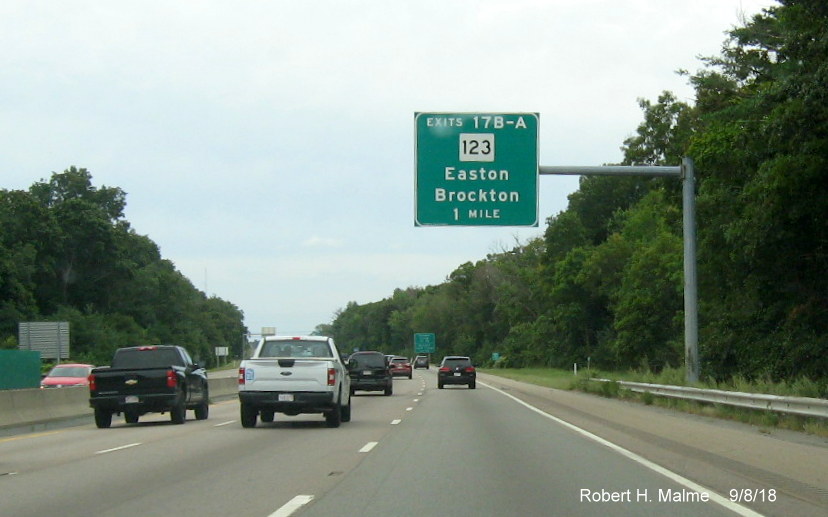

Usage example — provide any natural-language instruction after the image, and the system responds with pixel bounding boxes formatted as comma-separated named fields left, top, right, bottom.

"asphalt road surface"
left=0, top=369, right=825, bottom=517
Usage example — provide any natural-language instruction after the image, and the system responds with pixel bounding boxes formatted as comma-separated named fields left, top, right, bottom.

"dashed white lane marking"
left=391, top=419, right=402, bottom=425
left=359, top=441, right=378, bottom=453
left=214, top=420, right=236, bottom=427
left=406, top=407, right=413, bottom=412
left=268, top=495, right=314, bottom=517
left=95, top=443, right=142, bottom=455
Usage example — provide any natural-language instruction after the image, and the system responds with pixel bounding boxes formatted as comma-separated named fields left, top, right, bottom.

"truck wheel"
left=341, top=397, right=352, bottom=423
left=195, top=401, right=209, bottom=420
left=240, top=403, right=257, bottom=428
left=325, top=405, right=342, bottom=428
left=384, top=383, right=393, bottom=396
left=170, top=400, right=186, bottom=425
left=124, top=410, right=139, bottom=424
left=94, top=408, right=112, bottom=429
left=194, top=385, right=209, bottom=420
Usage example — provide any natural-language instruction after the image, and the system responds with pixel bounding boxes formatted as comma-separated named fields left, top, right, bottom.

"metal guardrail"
left=592, top=379, right=828, bottom=419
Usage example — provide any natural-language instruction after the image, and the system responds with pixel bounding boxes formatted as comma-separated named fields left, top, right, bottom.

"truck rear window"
left=112, top=348, right=183, bottom=369
left=259, top=340, right=333, bottom=358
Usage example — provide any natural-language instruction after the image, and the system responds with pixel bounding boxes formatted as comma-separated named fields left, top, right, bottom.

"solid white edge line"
left=481, top=381, right=767, bottom=517
left=268, top=495, right=314, bottom=517
left=359, top=441, right=378, bottom=453
left=95, top=442, right=142, bottom=455
left=213, top=420, right=236, bottom=427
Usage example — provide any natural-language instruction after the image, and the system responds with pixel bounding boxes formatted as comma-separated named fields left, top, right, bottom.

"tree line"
left=322, top=0, right=828, bottom=384
left=0, top=167, right=245, bottom=366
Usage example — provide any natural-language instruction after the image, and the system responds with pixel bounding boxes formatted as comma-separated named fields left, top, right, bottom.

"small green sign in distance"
left=414, top=333, right=436, bottom=354
left=415, top=112, right=539, bottom=226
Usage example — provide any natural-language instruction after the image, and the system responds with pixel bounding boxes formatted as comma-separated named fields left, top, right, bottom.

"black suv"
left=437, top=356, right=476, bottom=389
left=348, top=351, right=393, bottom=396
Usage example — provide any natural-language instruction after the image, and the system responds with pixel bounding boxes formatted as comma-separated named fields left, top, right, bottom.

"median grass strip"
left=480, top=367, right=827, bottom=437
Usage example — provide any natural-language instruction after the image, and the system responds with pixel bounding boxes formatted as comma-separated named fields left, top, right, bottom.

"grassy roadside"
left=480, top=367, right=828, bottom=438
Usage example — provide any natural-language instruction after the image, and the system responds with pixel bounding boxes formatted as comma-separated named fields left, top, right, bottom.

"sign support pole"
left=681, top=158, right=699, bottom=383
left=539, top=160, right=700, bottom=383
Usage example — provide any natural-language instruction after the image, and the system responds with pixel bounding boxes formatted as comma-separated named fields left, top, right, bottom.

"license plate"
left=362, top=370, right=372, bottom=376
left=125, top=395, right=139, bottom=403
left=453, top=372, right=461, bottom=377
left=278, top=394, right=294, bottom=402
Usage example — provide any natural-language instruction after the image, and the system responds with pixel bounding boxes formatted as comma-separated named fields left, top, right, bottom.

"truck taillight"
left=238, top=367, right=246, bottom=385
left=327, top=368, right=336, bottom=386
left=88, top=374, right=96, bottom=391
left=166, top=369, right=177, bottom=388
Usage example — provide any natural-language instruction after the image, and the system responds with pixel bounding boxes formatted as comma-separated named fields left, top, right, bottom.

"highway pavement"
left=0, top=368, right=824, bottom=517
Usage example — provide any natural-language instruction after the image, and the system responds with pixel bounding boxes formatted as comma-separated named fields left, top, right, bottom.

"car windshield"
left=259, top=340, right=332, bottom=358
left=391, top=358, right=407, bottom=364
left=48, top=366, right=89, bottom=377
left=349, top=354, right=385, bottom=368
left=442, top=358, right=471, bottom=368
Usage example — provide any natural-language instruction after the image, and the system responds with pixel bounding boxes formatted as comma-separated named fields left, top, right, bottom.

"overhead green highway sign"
left=414, top=333, right=436, bottom=354
left=415, top=112, right=539, bottom=226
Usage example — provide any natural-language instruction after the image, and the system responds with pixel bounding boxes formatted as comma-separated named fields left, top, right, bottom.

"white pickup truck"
left=237, top=335, right=351, bottom=428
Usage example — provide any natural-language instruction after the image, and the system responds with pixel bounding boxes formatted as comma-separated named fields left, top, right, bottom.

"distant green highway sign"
left=415, top=112, right=539, bottom=226
left=414, top=333, right=436, bottom=354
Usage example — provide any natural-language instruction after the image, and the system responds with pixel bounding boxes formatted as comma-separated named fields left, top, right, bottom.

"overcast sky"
left=2, top=0, right=774, bottom=336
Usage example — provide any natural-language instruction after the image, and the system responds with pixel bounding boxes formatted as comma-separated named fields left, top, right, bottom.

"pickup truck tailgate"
left=92, top=368, right=172, bottom=396
left=241, top=359, right=332, bottom=391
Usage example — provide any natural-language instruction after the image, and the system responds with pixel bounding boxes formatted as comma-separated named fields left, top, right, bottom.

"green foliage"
left=0, top=335, right=17, bottom=350
left=0, top=167, right=246, bottom=366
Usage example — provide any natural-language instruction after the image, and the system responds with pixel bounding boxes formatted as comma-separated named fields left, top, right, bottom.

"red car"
left=41, top=363, right=95, bottom=388
left=388, top=356, right=412, bottom=379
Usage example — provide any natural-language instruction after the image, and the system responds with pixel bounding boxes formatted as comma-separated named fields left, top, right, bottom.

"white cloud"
left=302, top=236, right=344, bottom=249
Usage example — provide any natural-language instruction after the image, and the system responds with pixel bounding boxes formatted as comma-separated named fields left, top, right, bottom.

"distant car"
left=348, top=351, right=393, bottom=396
left=413, top=355, right=429, bottom=369
left=41, top=363, right=95, bottom=388
left=438, top=356, right=476, bottom=389
left=389, top=356, right=412, bottom=379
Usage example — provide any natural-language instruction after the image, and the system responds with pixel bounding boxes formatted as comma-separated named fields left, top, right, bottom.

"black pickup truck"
left=88, top=345, right=209, bottom=428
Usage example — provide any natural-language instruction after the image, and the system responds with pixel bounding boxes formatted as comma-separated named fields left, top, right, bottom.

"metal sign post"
left=539, top=161, right=699, bottom=383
